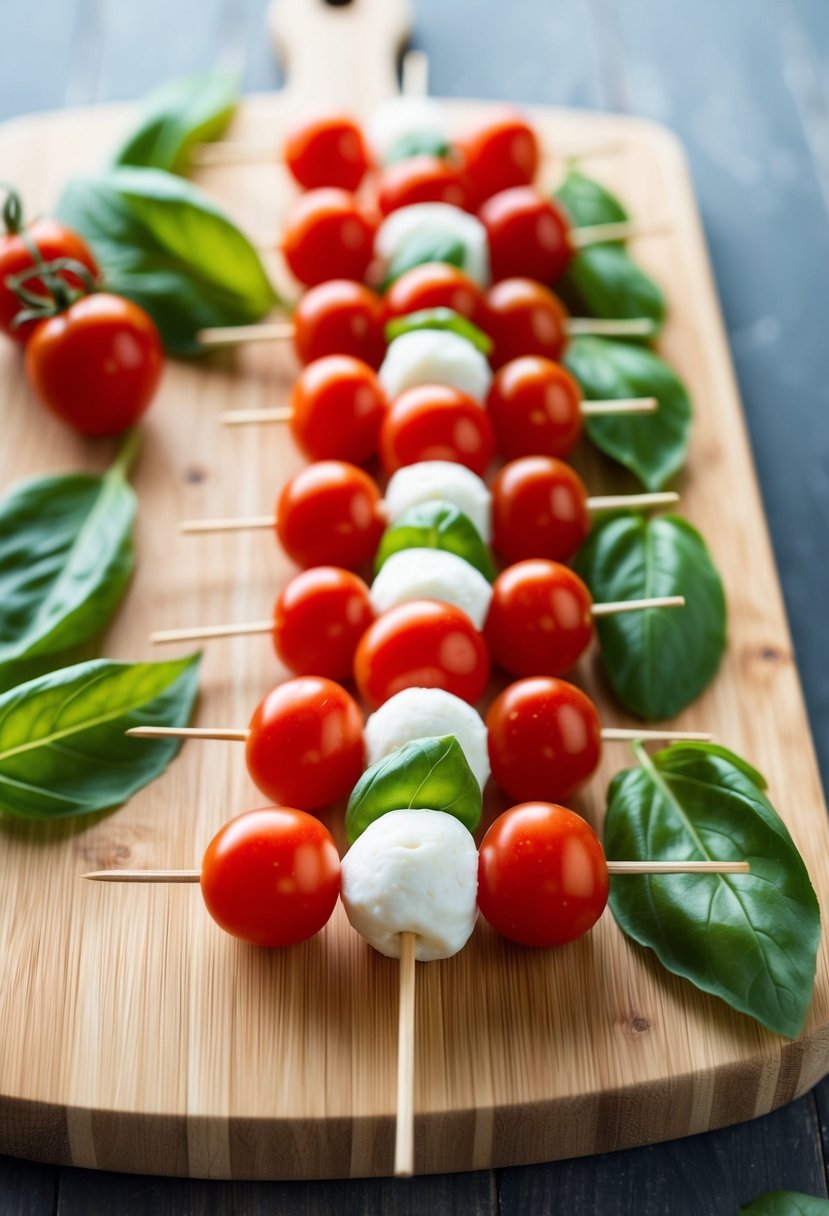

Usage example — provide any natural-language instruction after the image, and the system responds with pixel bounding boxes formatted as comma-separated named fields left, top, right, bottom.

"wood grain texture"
left=0, top=0, right=827, bottom=1181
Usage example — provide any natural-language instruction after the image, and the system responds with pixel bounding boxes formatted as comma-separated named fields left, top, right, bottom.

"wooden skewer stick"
left=84, top=869, right=201, bottom=882
left=401, top=49, right=429, bottom=99
left=127, top=724, right=709, bottom=745
left=587, top=490, right=678, bottom=511
left=220, top=397, right=659, bottom=428
left=395, top=930, right=418, bottom=1177
left=565, top=317, right=657, bottom=337
left=569, top=219, right=672, bottom=249
left=591, top=595, right=684, bottom=616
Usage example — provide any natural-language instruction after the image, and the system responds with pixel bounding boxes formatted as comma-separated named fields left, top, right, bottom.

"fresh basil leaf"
left=382, top=232, right=467, bottom=291
left=376, top=500, right=496, bottom=582
left=0, top=432, right=139, bottom=692
left=565, top=336, right=691, bottom=490
left=385, top=307, right=493, bottom=354
left=0, top=655, right=200, bottom=818
left=57, top=167, right=278, bottom=355
left=740, top=1193, right=829, bottom=1215
left=112, top=69, right=238, bottom=174
left=606, top=742, right=820, bottom=1039
left=385, top=131, right=452, bottom=165
left=555, top=171, right=666, bottom=329
left=346, top=735, right=481, bottom=844
left=574, top=513, right=726, bottom=720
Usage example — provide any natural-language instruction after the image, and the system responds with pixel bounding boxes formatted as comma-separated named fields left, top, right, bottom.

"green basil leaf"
left=574, top=513, right=726, bottom=720
left=606, top=742, right=820, bottom=1039
left=385, top=307, right=493, bottom=354
left=57, top=167, right=278, bottom=355
left=385, top=132, right=452, bottom=165
left=112, top=69, right=238, bottom=174
left=0, top=433, right=139, bottom=691
left=565, top=336, right=691, bottom=490
left=0, top=655, right=200, bottom=819
left=375, top=500, right=496, bottom=582
left=740, top=1193, right=829, bottom=1215
left=555, top=171, right=666, bottom=328
left=382, top=233, right=467, bottom=291
left=346, top=734, right=481, bottom=844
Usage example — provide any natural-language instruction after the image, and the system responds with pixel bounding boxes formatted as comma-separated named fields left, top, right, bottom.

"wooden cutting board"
left=0, top=0, right=827, bottom=1181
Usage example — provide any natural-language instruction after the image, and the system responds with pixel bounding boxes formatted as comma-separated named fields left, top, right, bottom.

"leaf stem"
left=109, top=428, right=142, bottom=482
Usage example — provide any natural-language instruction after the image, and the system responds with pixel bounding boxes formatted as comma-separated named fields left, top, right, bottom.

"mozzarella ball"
left=385, top=461, right=492, bottom=542
left=366, top=96, right=449, bottom=165
left=375, top=204, right=491, bottom=288
left=379, top=329, right=492, bottom=404
left=370, top=548, right=492, bottom=630
left=340, top=809, right=478, bottom=961
left=364, top=687, right=490, bottom=789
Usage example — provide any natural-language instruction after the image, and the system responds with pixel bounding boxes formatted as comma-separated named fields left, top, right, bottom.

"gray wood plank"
left=0, top=1154, right=57, bottom=1216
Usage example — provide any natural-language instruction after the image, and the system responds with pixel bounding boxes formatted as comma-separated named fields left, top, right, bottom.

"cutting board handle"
left=268, top=0, right=412, bottom=109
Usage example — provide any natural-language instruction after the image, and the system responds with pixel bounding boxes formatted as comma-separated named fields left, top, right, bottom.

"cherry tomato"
left=377, top=155, right=473, bottom=215
left=486, top=677, right=602, bottom=803
left=384, top=262, right=486, bottom=328
left=282, top=189, right=376, bottom=287
left=292, top=280, right=385, bottom=368
left=283, top=112, right=371, bottom=192
left=484, top=278, right=568, bottom=368
left=379, top=384, right=495, bottom=477
left=0, top=216, right=99, bottom=344
left=276, top=460, right=385, bottom=571
left=289, top=355, right=388, bottom=464
left=354, top=600, right=490, bottom=708
left=201, top=807, right=341, bottom=947
left=246, top=677, right=365, bottom=810
left=459, top=110, right=539, bottom=204
left=487, top=357, right=583, bottom=460
left=479, top=187, right=572, bottom=283
left=485, top=559, right=593, bottom=676
left=272, top=566, right=374, bottom=680
left=24, top=294, right=163, bottom=437
left=491, top=456, right=590, bottom=564
left=477, top=802, right=609, bottom=947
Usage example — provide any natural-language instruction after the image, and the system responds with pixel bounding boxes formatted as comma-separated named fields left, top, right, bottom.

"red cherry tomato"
left=289, top=355, right=388, bottom=464
left=292, top=280, right=385, bottom=368
left=0, top=217, right=99, bottom=344
left=384, top=262, right=486, bottom=328
left=484, top=278, right=569, bottom=368
left=201, top=807, right=341, bottom=947
left=485, top=559, right=594, bottom=676
left=272, top=566, right=374, bottom=680
left=477, top=802, right=609, bottom=947
left=282, top=189, right=376, bottom=287
left=486, top=677, right=602, bottom=803
left=283, top=112, right=370, bottom=192
left=487, top=357, right=582, bottom=460
left=276, top=460, right=385, bottom=571
left=492, top=456, right=590, bottom=564
left=24, top=294, right=163, bottom=437
left=354, top=600, right=490, bottom=708
left=479, top=187, right=572, bottom=283
left=245, top=677, right=365, bottom=810
left=377, top=155, right=473, bottom=216
left=459, top=110, right=540, bottom=204
left=379, top=384, right=495, bottom=477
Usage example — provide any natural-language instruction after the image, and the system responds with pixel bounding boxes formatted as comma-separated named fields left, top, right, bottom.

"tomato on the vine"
left=283, top=112, right=371, bottom=192
left=491, top=456, right=590, bottom=564
left=275, top=460, right=385, bottom=570
left=378, top=384, right=495, bottom=477
left=282, top=189, right=376, bottom=286
left=479, top=186, right=572, bottom=283
left=200, top=807, right=341, bottom=947
left=484, top=278, right=568, bottom=368
left=484, top=559, right=594, bottom=676
left=289, top=355, right=388, bottom=464
left=272, top=566, right=374, bottom=680
left=458, top=110, right=540, bottom=203
left=487, top=357, right=583, bottom=460
left=384, top=263, right=486, bottom=328
left=377, top=155, right=473, bottom=215
left=292, top=280, right=386, bottom=368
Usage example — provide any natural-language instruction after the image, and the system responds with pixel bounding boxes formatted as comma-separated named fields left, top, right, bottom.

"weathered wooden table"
left=2, top=0, right=829, bottom=1211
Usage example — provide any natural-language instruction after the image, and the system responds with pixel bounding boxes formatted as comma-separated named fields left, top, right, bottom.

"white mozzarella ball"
left=385, top=461, right=492, bottom=542
left=340, top=809, right=478, bottom=961
left=364, top=687, right=490, bottom=789
left=375, top=204, right=491, bottom=288
left=370, top=548, right=492, bottom=631
left=379, top=329, right=492, bottom=404
left=366, top=96, right=448, bottom=165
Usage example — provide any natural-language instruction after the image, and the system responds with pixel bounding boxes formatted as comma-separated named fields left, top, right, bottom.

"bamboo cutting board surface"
left=0, top=0, right=827, bottom=1181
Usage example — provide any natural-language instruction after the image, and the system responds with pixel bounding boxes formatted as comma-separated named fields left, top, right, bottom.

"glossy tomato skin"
left=486, top=677, right=602, bottom=803
left=0, top=219, right=99, bottom=344
left=485, top=559, right=594, bottom=676
left=283, top=113, right=370, bottom=192
left=477, top=802, right=609, bottom=947
left=292, top=280, right=385, bottom=368
left=276, top=460, right=385, bottom=570
left=379, top=384, right=495, bottom=477
left=282, top=189, right=376, bottom=287
left=272, top=566, right=374, bottom=680
left=487, top=357, right=582, bottom=461
left=479, top=187, right=572, bottom=284
left=354, top=600, right=490, bottom=708
left=377, top=155, right=473, bottom=215
left=25, top=294, right=163, bottom=437
left=289, top=355, right=388, bottom=464
left=491, top=456, right=590, bottom=564
left=246, top=677, right=365, bottom=810
left=200, top=807, right=341, bottom=947
left=459, top=110, right=540, bottom=204
left=484, top=278, right=569, bottom=368
left=384, top=262, right=486, bottom=328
